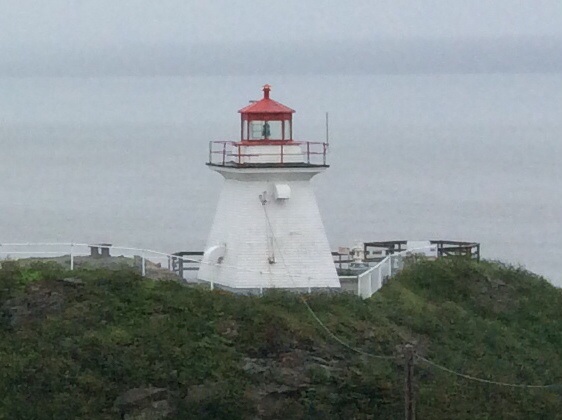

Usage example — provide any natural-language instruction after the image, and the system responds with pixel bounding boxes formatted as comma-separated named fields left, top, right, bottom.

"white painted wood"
left=237, top=144, right=304, bottom=164
left=198, top=164, right=340, bottom=290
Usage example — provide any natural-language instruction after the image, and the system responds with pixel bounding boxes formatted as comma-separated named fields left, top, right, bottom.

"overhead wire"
left=261, top=197, right=562, bottom=383
left=5, top=240, right=561, bottom=388
left=416, top=355, right=562, bottom=389
left=260, top=195, right=396, bottom=360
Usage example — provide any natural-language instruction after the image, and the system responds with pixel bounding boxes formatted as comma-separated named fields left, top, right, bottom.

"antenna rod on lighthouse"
left=325, top=112, right=330, bottom=147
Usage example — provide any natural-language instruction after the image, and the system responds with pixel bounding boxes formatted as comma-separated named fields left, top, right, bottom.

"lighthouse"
left=197, top=85, right=340, bottom=292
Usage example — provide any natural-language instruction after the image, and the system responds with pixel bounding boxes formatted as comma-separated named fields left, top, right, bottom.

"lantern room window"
left=248, top=120, right=284, bottom=140
left=284, top=120, right=292, bottom=140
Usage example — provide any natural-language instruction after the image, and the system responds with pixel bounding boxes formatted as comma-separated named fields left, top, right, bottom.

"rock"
left=253, top=384, right=306, bottom=419
left=115, top=387, right=173, bottom=419
left=273, top=366, right=311, bottom=387
left=278, top=350, right=305, bottom=368
left=485, top=274, right=506, bottom=288
left=115, top=387, right=168, bottom=409
left=216, top=319, right=239, bottom=339
left=308, top=355, right=330, bottom=365
left=242, top=357, right=269, bottom=374
left=185, top=382, right=225, bottom=405
left=123, top=400, right=172, bottom=420
left=60, top=277, right=85, bottom=286
left=2, top=283, right=65, bottom=327
left=259, top=383, right=301, bottom=395
left=494, top=278, right=507, bottom=287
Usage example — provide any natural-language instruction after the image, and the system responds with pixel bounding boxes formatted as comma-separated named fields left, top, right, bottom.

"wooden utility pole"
left=403, top=343, right=416, bottom=420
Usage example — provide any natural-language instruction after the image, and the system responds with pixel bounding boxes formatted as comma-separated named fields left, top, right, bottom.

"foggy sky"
left=1, top=0, right=561, bottom=76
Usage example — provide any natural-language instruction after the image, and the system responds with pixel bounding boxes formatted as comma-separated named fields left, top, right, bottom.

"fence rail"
left=0, top=242, right=207, bottom=286
left=364, top=240, right=480, bottom=261
left=356, top=246, right=438, bottom=299
left=0, top=242, right=462, bottom=299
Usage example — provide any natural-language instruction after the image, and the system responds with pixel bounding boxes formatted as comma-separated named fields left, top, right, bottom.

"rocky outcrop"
left=2, top=281, right=66, bottom=327
left=114, top=387, right=173, bottom=420
left=240, top=349, right=343, bottom=418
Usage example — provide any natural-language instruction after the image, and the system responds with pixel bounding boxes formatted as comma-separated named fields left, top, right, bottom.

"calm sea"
left=1, top=74, right=561, bottom=285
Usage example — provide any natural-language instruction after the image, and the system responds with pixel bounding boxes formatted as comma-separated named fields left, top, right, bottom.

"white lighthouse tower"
left=197, top=85, right=340, bottom=292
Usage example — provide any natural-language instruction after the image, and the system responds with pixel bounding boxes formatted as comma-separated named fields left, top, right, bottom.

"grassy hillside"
left=0, top=258, right=561, bottom=419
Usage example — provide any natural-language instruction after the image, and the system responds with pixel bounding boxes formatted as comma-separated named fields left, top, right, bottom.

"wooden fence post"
left=403, top=343, right=416, bottom=420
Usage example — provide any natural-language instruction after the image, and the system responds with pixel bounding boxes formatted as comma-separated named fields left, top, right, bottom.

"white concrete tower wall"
left=197, top=167, right=340, bottom=290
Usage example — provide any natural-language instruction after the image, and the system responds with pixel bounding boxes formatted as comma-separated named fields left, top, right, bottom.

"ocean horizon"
left=1, top=73, right=561, bottom=285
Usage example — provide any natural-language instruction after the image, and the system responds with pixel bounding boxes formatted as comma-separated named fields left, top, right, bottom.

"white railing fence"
left=1, top=242, right=437, bottom=299
left=0, top=242, right=205, bottom=285
left=356, top=246, right=437, bottom=299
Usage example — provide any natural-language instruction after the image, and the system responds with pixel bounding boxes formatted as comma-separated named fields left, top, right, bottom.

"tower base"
left=197, top=166, right=340, bottom=291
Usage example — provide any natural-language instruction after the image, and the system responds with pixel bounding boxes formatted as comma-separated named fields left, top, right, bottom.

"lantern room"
left=238, top=84, right=295, bottom=143
left=208, top=85, right=328, bottom=167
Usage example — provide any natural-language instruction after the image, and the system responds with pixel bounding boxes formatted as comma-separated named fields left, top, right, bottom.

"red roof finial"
left=238, top=85, right=295, bottom=114
left=263, top=84, right=271, bottom=99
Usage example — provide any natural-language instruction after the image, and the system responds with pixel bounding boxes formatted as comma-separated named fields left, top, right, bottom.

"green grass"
left=0, top=258, right=560, bottom=419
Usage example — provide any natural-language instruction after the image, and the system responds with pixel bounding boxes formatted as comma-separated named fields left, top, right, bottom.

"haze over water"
left=0, top=74, right=560, bottom=285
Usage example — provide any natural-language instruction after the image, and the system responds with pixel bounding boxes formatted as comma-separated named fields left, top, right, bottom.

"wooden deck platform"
left=171, top=239, right=480, bottom=278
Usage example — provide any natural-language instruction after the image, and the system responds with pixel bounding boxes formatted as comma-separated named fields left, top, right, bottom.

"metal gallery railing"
left=208, top=141, right=328, bottom=166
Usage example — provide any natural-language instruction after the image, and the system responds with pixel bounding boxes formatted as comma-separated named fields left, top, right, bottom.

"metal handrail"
left=207, top=140, right=329, bottom=166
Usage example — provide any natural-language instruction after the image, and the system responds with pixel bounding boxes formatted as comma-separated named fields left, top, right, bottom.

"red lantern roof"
left=238, top=85, right=295, bottom=116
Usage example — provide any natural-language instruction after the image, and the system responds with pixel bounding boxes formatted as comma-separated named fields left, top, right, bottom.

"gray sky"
left=1, top=0, right=561, bottom=75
